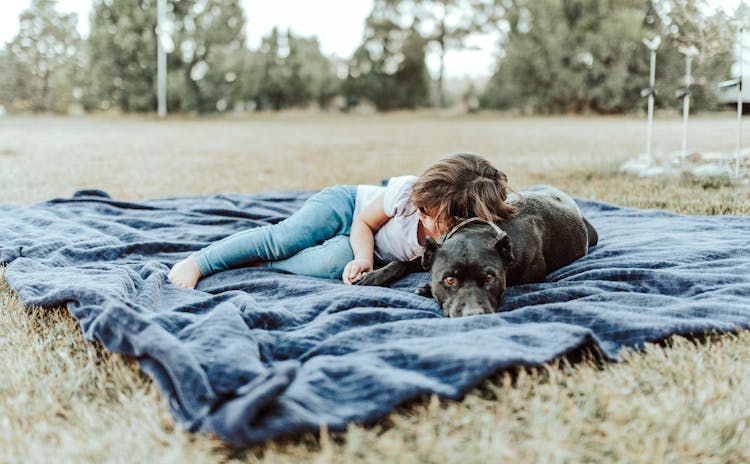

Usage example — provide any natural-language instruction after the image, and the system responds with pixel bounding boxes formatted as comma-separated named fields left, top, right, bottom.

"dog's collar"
left=441, top=217, right=506, bottom=243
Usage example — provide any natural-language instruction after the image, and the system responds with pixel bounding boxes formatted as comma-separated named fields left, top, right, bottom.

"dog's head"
left=422, top=220, right=514, bottom=318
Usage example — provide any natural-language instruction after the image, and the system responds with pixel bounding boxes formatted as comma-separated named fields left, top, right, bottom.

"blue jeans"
left=194, top=185, right=357, bottom=280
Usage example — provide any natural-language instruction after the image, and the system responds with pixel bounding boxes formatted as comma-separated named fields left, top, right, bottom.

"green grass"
left=0, top=113, right=748, bottom=463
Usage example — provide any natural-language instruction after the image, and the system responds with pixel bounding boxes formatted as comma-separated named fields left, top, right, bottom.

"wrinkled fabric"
left=1, top=189, right=749, bottom=447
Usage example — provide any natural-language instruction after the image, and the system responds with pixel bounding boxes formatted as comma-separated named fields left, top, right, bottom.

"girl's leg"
left=264, top=234, right=354, bottom=279
left=193, top=185, right=356, bottom=277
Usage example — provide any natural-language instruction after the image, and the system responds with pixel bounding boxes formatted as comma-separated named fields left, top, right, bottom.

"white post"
left=647, top=49, right=656, bottom=162
left=642, top=36, right=661, bottom=163
left=157, top=0, right=167, bottom=118
left=679, top=46, right=698, bottom=163
left=736, top=25, right=744, bottom=177
left=681, top=57, right=691, bottom=161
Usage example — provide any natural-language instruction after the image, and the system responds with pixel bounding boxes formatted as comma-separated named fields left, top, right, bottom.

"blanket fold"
left=1, top=190, right=749, bottom=446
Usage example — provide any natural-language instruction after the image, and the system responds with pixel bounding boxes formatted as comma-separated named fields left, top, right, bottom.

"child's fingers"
left=343, top=262, right=360, bottom=284
left=342, top=264, right=351, bottom=284
left=343, top=261, right=371, bottom=284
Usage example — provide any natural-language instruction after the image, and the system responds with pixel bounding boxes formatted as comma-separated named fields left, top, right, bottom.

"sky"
left=0, top=0, right=746, bottom=78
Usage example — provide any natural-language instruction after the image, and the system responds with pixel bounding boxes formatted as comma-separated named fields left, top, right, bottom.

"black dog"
left=355, top=185, right=598, bottom=317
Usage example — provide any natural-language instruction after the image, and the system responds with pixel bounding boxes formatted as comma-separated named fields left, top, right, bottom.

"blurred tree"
left=483, top=0, right=653, bottom=113
left=168, top=0, right=246, bottom=112
left=656, top=0, right=734, bottom=112
left=481, top=0, right=733, bottom=114
left=362, top=0, right=500, bottom=107
left=255, top=27, right=286, bottom=109
left=407, top=0, right=499, bottom=107
left=255, top=28, right=340, bottom=110
left=343, top=4, right=431, bottom=110
left=86, top=0, right=158, bottom=112
left=0, top=46, right=29, bottom=108
left=1, top=0, right=83, bottom=113
left=88, top=0, right=248, bottom=113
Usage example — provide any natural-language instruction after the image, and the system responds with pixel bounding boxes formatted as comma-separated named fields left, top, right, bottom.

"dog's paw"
left=352, top=271, right=387, bottom=287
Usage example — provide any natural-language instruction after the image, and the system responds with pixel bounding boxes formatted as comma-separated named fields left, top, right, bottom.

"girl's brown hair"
left=411, top=153, right=516, bottom=234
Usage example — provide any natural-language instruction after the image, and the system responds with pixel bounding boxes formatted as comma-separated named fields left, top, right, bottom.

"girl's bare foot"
left=168, top=255, right=202, bottom=289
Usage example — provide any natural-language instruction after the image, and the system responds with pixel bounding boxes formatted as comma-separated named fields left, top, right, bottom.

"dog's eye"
left=443, top=276, right=457, bottom=286
left=485, top=274, right=495, bottom=283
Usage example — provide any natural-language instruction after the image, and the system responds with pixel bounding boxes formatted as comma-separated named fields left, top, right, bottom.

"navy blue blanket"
left=1, top=190, right=749, bottom=446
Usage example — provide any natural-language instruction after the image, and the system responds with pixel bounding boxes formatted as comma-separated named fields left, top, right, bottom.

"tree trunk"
left=436, top=0, right=448, bottom=108
left=39, top=70, right=50, bottom=112
left=438, top=37, right=445, bottom=108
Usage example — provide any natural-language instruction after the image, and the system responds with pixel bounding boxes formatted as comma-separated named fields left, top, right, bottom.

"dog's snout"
left=446, top=289, right=495, bottom=317
left=463, top=306, right=486, bottom=317
left=449, top=304, right=492, bottom=318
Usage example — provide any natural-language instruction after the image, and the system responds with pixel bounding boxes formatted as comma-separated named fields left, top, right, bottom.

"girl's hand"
left=343, top=258, right=373, bottom=284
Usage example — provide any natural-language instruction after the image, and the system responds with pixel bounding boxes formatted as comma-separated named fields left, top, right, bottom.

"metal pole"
left=642, top=36, right=660, bottom=163
left=736, top=25, right=744, bottom=177
left=679, top=46, right=698, bottom=162
left=681, top=57, right=691, bottom=161
left=157, top=0, right=167, bottom=118
left=646, top=48, right=656, bottom=162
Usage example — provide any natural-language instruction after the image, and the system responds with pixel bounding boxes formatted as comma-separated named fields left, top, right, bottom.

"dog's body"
left=355, top=185, right=598, bottom=317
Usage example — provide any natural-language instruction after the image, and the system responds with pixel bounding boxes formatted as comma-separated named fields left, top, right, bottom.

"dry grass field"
left=1, top=112, right=749, bottom=463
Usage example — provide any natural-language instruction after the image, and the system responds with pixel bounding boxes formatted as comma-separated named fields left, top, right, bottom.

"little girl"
left=168, top=153, right=515, bottom=289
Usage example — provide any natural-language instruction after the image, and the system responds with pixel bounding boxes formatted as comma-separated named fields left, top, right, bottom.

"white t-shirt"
left=354, top=175, right=423, bottom=262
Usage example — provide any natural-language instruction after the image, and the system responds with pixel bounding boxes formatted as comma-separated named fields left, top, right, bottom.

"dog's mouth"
left=441, top=293, right=500, bottom=318
left=446, top=305, right=494, bottom=318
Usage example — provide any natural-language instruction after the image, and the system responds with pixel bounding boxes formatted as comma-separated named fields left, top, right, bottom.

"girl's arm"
left=343, top=192, right=390, bottom=284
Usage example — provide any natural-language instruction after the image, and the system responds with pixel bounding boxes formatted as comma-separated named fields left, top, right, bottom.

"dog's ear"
left=495, top=231, right=514, bottom=263
left=421, top=237, right=439, bottom=269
